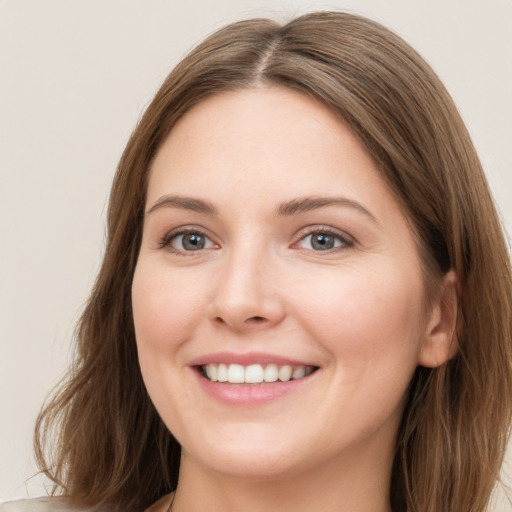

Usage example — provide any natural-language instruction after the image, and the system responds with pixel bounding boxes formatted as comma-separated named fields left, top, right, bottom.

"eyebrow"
left=276, top=196, right=378, bottom=224
left=146, top=194, right=378, bottom=224
left=147, top=195, right=218, bottom=216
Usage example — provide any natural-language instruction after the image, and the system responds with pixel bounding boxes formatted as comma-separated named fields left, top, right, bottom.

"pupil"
left=183, top=233, right=204, bottom=250
left=312, top=233, right=334, bottom=250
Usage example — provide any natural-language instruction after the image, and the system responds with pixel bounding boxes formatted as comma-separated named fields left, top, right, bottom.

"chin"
left=176, top=425, right=311, bottom=480
left=186, top=447, right=306, bottom=481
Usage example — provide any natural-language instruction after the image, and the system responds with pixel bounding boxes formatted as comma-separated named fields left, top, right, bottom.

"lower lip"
left=193, top=368, right=317, bottom=406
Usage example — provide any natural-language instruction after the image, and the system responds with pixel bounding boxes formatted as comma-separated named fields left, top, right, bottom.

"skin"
left=132, top=87, right=458, bottom=512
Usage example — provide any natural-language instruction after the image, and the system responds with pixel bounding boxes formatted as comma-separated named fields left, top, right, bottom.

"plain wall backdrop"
left=1, top=0, right=511, bottom=508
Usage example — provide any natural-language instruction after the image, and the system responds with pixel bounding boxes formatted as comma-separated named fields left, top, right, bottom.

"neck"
left=172, top=440, right=394, bottom=512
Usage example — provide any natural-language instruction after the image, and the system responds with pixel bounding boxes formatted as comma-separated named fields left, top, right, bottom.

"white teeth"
left=292, top=366, right=306, bottom=380
left=217, top=363, right=228, bottom=382
left=245, top=364, right=264, bottom=383
left=227, top=364, right=245, bottom=383
left=278, top=365, right=293, bottom=382
left=264, top=364, right=278, bottom=382
left=202, top=363, right=315, bottom=384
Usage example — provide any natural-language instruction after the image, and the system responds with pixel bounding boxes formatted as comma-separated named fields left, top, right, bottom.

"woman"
left=2, top=10, right=511, bottom=512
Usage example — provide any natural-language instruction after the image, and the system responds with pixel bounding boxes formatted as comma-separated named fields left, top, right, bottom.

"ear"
left=418, top=270, right=459, bottom=368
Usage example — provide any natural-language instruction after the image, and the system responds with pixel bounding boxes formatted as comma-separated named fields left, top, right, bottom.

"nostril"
left=248, top=316, right=265, bottom=322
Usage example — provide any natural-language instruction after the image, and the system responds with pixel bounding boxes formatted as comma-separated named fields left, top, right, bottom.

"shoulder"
left=0, top=498, right=102, bottom=512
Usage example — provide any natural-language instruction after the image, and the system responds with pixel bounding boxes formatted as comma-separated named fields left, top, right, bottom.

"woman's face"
left=132, top=87, right=439, bottom=480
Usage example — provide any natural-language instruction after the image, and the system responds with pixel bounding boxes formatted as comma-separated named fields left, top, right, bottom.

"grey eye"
left=299, top=232, right=345, bottom=251
left=171, top=232, right=213, bottom=251
left=311, top=233, right=335, bottom=250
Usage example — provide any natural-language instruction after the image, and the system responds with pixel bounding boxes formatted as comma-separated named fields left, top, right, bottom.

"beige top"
left=0, top=498, right=100, bottom=512
left=0, top=494, right=173, bottom=512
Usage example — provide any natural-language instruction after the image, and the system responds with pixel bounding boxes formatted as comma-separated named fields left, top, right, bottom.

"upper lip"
left=189, top=351, right=318, bottom=367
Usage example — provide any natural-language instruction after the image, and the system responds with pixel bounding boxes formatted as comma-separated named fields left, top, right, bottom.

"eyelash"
left=158, top=225, right=354, bottom=255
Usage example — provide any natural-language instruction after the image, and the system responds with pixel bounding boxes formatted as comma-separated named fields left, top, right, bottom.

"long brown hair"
left=35, top=11, right=512, bottom=512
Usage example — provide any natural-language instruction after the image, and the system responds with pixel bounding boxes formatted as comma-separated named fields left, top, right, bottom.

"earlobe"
left=418, top=270, right=460, bottom=368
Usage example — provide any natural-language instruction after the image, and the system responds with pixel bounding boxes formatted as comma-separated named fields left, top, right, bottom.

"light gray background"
left=1, top=0, right=511, bottom=508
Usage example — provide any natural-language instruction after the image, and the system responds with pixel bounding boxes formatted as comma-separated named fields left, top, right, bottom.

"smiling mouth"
left=199, top=363, right=318, bottom=384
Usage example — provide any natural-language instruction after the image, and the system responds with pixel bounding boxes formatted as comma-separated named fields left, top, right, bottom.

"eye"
left=296, top=230, right=352, bottom=252
left=162, top=230, right=216, bottom=252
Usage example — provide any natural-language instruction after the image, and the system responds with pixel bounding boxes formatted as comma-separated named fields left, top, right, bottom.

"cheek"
left=131, top=261, right=206, bottom=358
left=291, top=261, right=425, bottom=365
left=131, top=261, right=206, bottom=429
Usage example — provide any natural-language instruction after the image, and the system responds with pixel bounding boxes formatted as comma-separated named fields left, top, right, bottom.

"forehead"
left=145, top=87, right=412, bottom=237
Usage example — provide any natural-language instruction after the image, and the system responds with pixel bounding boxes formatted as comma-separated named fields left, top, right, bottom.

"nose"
left=206, top=247, right=285, bottom=332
